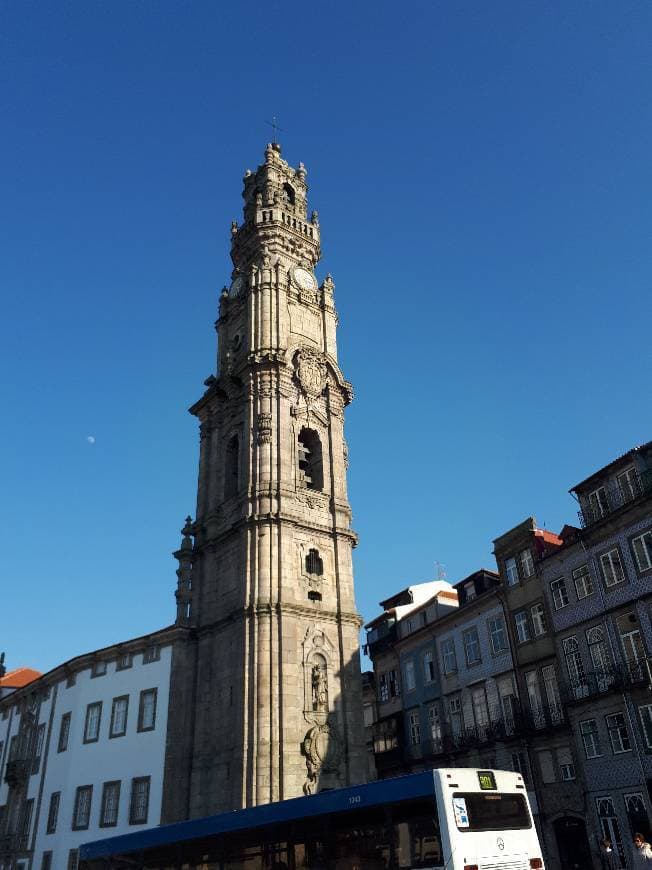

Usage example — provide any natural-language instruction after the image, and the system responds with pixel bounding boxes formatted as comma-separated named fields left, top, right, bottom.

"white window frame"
left=573, top=563, right=594, bottom=599
left=617, top=466, right=639, bottom=502
left=588, top=486, right=609, bottom=520
left=515, top=610, right=530, bottom=644
left=531, top=603, right=547, bottom=636
left=606, top=712, right=631, bottom=754
left=441, top=638, right=457, bottom=675
left=464, top=582, right=477, bottom=601
left=505, top=557, right=519, bottom=586
left=550, top=577, right=569, bottom=609
left=423, top=651, right=435, bottom=683
left=639, top=704, right=652, bottom=749
left=408, top=710, right=421, bottom=745
left=463, top=627, right=481, bottom=665
left=580, top=718, right=602, bottom=758
left=428, top=705, right=441, bottom=742
left=520, top=548, right=535, bottom=578
left=600, top=548, right=625, bottom=587
left=488, top=616, right=508, bottom=653
left=83, top=702, right=102, bottom=744
left=631, top=530, right=652, bottom=573
left=404, top=659, right=416, bottom=692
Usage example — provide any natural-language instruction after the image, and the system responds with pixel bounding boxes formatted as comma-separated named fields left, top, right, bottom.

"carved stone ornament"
left=295, top=349, right=326, bottom=400
left=301, top=722, right=342, bottom=795
left=256, top=412, right=272, bottom=444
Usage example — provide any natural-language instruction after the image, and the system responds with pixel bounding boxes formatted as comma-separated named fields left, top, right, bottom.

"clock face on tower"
left=293, top=267, right=317, bottom=291
left=230, top=275, right=245, bottom=297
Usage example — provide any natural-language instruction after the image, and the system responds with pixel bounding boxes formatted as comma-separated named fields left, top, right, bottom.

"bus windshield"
left=452, top=792, right=531, bottom=832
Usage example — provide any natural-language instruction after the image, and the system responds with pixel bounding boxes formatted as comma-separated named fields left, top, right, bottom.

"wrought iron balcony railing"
left=564, top=658, right=652, bottom=703
left=577, top=469, right=652, bottom=528
left=0, top=834, right=29, bottom=856
left=3, top=759, right=30, bottom=788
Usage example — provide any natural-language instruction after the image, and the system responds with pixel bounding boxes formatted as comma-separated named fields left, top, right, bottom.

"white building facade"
left=0, top=627, right=181, bottom=870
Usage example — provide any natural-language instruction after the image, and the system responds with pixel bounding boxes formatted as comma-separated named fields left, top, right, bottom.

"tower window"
left=283, top=183, right=295, bottom=205
left=308, top=590, right=322, bottom=602
left=298, top=428, right=323, bottom=491
left=225, top=434, right=239, bottom=499
left=306, top=548, right=323, bottom=576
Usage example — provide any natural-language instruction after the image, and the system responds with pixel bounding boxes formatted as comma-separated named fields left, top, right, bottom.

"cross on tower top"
left=265, top=114, right=284, bottom=145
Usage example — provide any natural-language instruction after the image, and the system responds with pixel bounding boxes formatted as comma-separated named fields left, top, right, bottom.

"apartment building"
left=539, top=442, right=652, bottom=868
left=0, top=626, right=182, bottom=870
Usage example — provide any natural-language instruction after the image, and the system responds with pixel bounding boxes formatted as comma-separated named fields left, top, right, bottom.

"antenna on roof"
left=435, top=561, right=447, bottom=581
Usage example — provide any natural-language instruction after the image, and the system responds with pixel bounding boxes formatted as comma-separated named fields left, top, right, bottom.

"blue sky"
left=1, top=1, right=651, bottom=673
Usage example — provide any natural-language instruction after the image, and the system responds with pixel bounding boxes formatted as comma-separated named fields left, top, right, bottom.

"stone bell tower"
left=162, top=143, right=367, bottom=820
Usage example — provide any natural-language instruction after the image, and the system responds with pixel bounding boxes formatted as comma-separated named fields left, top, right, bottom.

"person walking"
left=599, top=837, right=621, bottom=869
left=632, top=832, right=652, bottom=867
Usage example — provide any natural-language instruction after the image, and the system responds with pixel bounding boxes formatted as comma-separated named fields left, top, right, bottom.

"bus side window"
left=392, top=802, right=443, bottom=869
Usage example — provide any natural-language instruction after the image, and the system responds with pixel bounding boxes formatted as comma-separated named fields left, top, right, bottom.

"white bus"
left=80, top=767, right=544, bottom=870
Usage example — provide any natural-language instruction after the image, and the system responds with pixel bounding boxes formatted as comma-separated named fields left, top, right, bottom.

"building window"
left=600, top=548, right=625, bottom=587
left=41, top=852, right=53, bottom=870
left=297, top=428, right=323, bottom=491
left=67, top=850, right=79, bottom=870
left=624, top=794, right=651, bottom=842
left=580, top=719, right=602, bottom=758
left=32, top=723, right=46, bottom=774
left=441, top=638, right=457, bottom=674
left=588, top=486, right=609, bottom=521
left=514, top=610, right=530, bottom=644
left=520, top=548, right=535, bottom=578
left=224, top=434, right=239, bottom=499
left=423, top=650, right=435, bottom=682
left=505, top=557, right=519, bottom=586
left=129, top=777, right=150, bottom=825
left=449, top=696, right=462, bottom=736
left=116, top=653, right=133, bottom=671
left=72, top=785, right=93, bottom=830
left=428, top=705, right=441, bottom=744
left=538, top=749, right=556, bottom=783
left=305, top=548, right=323, bottom=576
left=464, top=582, right=476, bottom=601
left=564, top=636, right=588, bottom=698
left=618, top=467, right=640, bottom=502
left=405, top=618, right=414, bottom=635
left=606, top=713, right=631, bottom=754
left=617, top=612, right=646, bottom=674
left=65, top=673, right=76, bottom=688
left=550, top=577, right=569, bottom=609
left=631, top=531, right=652, bottom=573
left=511, top=750, right=530, bottom=785
left=388, top=669, right=400, bottom=698
left=46, top=792, right=60, bottom=834
left=573, top=564, right=594, bottom=599
left=587, top=626, right=612, bottom=690
left=404, top=660, right=416, bottom=692
left=596, top=798, right=624, bottom=868
left=143, top=645, right=160, bottom=664
left=58, top=712, right=71, bottom=752
left=408, top=710, right=421, bottom=745
left=530, top=603, right=547, bottom=637
left=91, top=660, right=107, bottom=678
left=472, top=686, right=489, bottom=728
left=488, top=616, right=508, bottom=653
left=137, top=689, right=157, bottom=732
left=109, top=696, right=129, bottom=738
left=378, top=673, right=389, bottom=703
left=463, top=627, right=481, bottom=665
left=100, top=781, right=121, bottom=828
left=558, top=746, right=575, bottom=780
left=83, top=702, right=102, bottom=743
left=639, top=704, right=652, bottom=749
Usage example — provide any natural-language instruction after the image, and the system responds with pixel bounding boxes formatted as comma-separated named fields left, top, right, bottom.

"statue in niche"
left=312, top=660, right=328, bottom=712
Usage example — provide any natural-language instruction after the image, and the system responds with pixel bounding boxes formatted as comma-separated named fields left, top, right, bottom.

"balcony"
left=364, top=622, right=397, bottom=658
left=4, top=759, right=30, bottom=788
left=0, top=834, right=29, bottom=857
left=578, top=469, right=652, bottom=528
left=564, top=658, right=652, bottom=703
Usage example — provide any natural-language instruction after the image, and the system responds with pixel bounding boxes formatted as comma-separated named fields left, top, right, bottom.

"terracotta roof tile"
left=0, top=667, right=42, bottom=689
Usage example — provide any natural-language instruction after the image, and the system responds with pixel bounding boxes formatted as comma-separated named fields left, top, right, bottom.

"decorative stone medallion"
left=295, top=349, right=326, bottom=399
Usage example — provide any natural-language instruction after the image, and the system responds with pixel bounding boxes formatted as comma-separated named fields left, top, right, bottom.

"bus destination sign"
left=478, top=771, right=497, bottom=791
